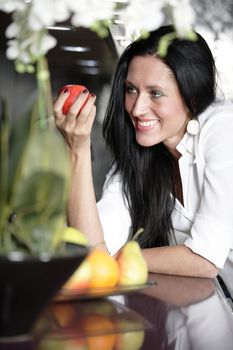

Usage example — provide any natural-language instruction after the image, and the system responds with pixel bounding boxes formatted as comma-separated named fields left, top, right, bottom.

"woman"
left=54, top=25, right=233, bottom=278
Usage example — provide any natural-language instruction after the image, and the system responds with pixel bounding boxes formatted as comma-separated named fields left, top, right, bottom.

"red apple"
left=60, top=84, right=89, bottom=115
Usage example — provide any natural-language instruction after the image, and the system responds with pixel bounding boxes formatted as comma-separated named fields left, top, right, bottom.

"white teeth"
left=137, top=120, right=158, bottom=127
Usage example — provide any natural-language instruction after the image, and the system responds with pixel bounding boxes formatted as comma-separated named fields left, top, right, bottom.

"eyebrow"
left=125, top=80, right=166, bottom=90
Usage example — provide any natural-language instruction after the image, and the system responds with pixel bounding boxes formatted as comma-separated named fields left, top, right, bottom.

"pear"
left=116, top=240, right=148, bottom=286
left=62, top=227, right=89, bottom=246
left=114, top=317, right=145, bottom=350
left=115, top=328, right=145, bottom=350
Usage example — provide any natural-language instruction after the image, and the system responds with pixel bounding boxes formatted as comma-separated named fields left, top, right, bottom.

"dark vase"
left=0, top=246, right=88, bottom=338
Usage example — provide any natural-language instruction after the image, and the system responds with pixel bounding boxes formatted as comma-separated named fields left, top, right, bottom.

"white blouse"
left=97, top=102, right=233, bottom=273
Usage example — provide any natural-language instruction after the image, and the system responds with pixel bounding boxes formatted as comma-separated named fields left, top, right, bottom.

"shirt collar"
left=176, top=131, right=195, bottom=156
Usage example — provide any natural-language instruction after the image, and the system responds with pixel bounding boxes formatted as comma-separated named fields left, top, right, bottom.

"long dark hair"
left=102, top=25, right=216, bottom=248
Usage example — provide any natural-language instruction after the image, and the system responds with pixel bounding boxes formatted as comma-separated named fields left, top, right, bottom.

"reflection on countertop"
left=125, top=273, right=233, bottom=350
left=0, top=271, right=233, bottom=350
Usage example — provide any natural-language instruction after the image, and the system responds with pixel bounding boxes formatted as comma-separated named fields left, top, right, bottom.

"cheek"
left=159, top=100, right=187, bottom=121
left=124, top=94, right=136, bottom=114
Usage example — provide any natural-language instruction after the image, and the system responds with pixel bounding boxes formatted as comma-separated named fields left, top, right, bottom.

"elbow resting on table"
left=203, top=262, right=219, bottom=279
left=187, top=247, right=219, bottom=278
left=196, top=254, right=219, bottom=278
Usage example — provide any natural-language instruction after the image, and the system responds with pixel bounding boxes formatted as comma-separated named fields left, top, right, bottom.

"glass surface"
left=54, top=281, right=156, bottom=302
left=34, top=298, right=152, bottom=350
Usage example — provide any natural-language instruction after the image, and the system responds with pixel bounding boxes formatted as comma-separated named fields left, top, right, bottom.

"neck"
left=164, top=144, right=181, bottom=159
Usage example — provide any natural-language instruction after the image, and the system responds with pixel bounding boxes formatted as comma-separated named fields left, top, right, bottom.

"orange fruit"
left=87, top=250, right=119, bottom=288
left=50, top=303, right=76, bottom=328
left=83, top=314, right=116, bottom=350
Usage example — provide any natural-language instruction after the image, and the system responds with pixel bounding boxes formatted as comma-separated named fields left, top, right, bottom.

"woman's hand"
left=53, top=88, right=96, bottom=154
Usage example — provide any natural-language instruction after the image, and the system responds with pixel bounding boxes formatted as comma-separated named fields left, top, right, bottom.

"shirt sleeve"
left=97, top=171, right=131, bottom=255
left=184, top=105, right=233, bottom=268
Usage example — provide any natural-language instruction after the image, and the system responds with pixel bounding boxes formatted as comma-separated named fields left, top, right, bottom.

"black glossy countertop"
left=1, top=272, right=233, bottom=350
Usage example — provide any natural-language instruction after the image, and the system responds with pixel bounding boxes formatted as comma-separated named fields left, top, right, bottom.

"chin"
left=136, top=134, right=159, bottom=148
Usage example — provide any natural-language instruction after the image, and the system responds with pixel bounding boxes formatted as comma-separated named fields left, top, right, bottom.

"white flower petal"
left=30, top=34, right=57, bottom=57
left=19, top=51, right=31, bottom=64
left=0, top=0, right=26, bottom=13
left=28, top=13, right=44, bottom=31
left=40, top=34, right=57, bottom=54
left=70, top=0, right=114, bottom=27
left=172, top=5, right=195, bottom=37
left=121, top=0, right=164, bottom=34
left=167, top=0, right=196, bottom=37
left=5, top=22, right=19, bottom=38
left=51, top=0, right=70, bottom=22
left=29, top=0, right=70, bottom=28
left=6, top=40, right=19, bottom=59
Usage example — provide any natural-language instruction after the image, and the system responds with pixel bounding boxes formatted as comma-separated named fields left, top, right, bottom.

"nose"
left=131, top=93, right=149, bottom=117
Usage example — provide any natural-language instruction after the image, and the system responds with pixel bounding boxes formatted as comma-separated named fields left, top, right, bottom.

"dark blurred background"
left=0, top=11, right=118, bottom=199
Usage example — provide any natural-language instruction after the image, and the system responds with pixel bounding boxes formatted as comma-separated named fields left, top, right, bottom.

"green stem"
left=132, top=228, right=144, bottom=241
left=0, top=98, right=10, bottom=235
left=157, top=32, right=177, bottom=57
left=36, top=56, right=53, bottom=129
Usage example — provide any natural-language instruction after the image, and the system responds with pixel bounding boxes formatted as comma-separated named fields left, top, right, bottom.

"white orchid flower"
left=120, top=0, right=164, bottom=35
left=1, top=0, right=197, bottom=69
left=166, top=0, right=195, bottom=37
left=18, top=51, right=31, bottom=64
left=69, top=0, right=115, bottom=27
left=0, top=0, right=26, bottom=13
left=30, top=34, right=57, bottom=56
left=28, top=0, right=70, bottom=31
left=5, top=22, right=20, bottom=38
left=6, top=39, right=19, bottom=59
left=6, top=36, right=32, bottom=62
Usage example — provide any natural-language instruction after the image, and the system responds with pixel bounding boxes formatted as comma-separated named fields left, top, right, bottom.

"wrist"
left=90, top=241, right=109, bottom=253
left=69, top=145, right=91, bottom=162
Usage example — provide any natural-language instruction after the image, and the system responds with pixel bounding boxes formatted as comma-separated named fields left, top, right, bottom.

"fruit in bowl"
left=87, top=250, right=120, bottom=288
left=62, top=228, right=148, bottom=291
left=63, top=259, right=93, bottom=290
left=63, top=249, right=120, bottom=291
left=116, top=240, right=148, bottom=286
left=64, top=246, right=148, bottom=292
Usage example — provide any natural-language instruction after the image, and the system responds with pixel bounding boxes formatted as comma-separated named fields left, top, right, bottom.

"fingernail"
left=63, top=88, right=69, bottom=93
left=83, top=89, right=88, bottom=94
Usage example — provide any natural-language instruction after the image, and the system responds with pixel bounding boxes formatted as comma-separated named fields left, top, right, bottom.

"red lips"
left=60, top=84, right=89, bottom=115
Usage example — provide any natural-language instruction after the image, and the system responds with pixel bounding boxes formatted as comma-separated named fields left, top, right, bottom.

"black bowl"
left=0, top=246, right=88, bottom=338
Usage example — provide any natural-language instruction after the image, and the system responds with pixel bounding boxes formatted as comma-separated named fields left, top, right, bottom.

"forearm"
left=144, top=273, right=215, bottom=307
left=67, top=148, right=105, bottom=248
left=53, top=87, right=105, bottom=248
left=142, top=245, right=219, bottom=278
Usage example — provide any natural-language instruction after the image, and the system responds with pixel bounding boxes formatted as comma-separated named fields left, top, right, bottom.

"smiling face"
left=124, top=55, right=191, bottom=155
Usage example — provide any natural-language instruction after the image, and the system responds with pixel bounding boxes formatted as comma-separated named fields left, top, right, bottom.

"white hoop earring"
left=187, top=119, right=199, bottom=136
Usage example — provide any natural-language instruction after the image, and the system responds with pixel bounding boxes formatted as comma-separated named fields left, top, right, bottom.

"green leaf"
left=12, top=171, right=65, bottom=212
left=10, top=171, right=67, bottom=254
left=8, top=121, right=71, bottom=254
left=1, top=55, right=70, bottom=255
left=8, top=100, right=34, bottom=203
left=15, top=123, right=70, bottom=186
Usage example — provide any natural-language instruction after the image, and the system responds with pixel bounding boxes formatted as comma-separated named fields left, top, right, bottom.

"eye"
left=151, top=90, right=164, bottom=98
left=125, top=84, right=137, bottom=94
